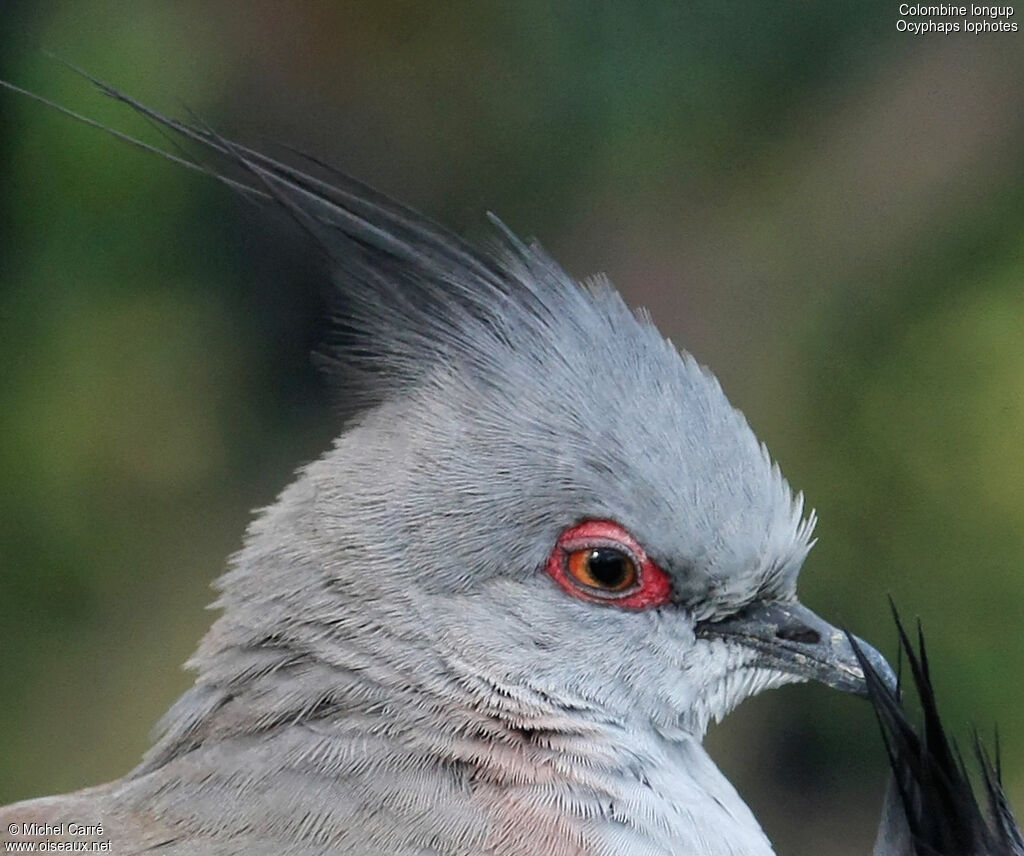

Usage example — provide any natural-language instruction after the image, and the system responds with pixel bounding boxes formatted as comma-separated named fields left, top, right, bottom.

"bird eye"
left=545, top=519, right=673, bottom=609
left=567, top=547, right=637, bottom=592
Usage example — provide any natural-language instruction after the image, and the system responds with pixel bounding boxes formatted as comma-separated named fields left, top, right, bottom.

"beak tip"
left=846, top=633, right=898, bottom=697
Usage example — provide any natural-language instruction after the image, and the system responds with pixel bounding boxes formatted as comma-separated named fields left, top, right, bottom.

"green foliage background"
left=1, top=3, right=1022, bottom=853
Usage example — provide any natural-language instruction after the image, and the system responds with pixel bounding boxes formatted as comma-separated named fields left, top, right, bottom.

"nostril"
left=776, top=626, right=820, bottom=645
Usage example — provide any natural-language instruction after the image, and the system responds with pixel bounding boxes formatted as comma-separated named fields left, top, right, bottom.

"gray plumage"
left=2, top=72, right=899, bottom=856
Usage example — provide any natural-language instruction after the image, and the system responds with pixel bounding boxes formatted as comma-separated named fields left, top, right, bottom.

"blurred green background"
left=1, top=3, right=1022, bottom=853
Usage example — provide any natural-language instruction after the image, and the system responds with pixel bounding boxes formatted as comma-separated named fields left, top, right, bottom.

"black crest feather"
left=853, top=606, right=1023, bottom=856
left=0, top=60, right=578, bottom=422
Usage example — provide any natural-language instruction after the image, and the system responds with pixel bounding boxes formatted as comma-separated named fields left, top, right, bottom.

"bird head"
left=50, top=84, right=891, bottom=759
left=161, top=151, right=891, bottom=749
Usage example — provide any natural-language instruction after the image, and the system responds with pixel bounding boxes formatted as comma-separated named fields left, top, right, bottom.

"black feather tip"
left=851, top=605, right=1023, bottom=856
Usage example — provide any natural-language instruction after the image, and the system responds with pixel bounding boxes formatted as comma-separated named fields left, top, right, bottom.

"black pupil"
left=586, top=549, right=631, bottom=588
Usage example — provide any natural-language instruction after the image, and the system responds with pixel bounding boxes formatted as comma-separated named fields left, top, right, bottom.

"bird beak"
left=695, top=600, right=895, bottom=697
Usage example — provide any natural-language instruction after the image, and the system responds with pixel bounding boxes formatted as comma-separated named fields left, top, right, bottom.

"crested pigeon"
left=3, top=71, right=996, bottom=856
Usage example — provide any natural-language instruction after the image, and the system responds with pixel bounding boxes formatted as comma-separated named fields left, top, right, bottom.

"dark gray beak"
left=695, top=600, right=895, bottom=697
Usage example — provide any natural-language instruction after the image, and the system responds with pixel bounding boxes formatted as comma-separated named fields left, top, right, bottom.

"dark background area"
left=1, top=4, right=1022, bottom=854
